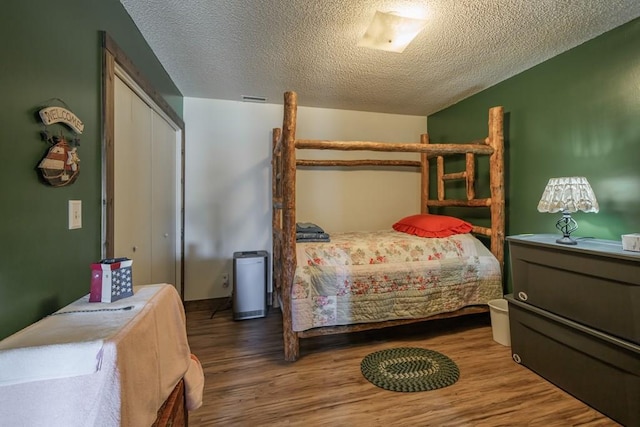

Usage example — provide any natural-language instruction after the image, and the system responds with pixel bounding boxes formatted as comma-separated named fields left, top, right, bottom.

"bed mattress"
left=292, top=230, right=502, bottom=331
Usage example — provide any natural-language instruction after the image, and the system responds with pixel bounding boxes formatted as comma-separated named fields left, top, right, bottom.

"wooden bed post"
left=281, top=91, right=299, bottom=361
left=272, top=128, right=282, bottom=306
left=465, top=153, right=476, bottom=200
left=420, top=133, right=429, bottom=214
left=487, top=106, right=505, bottom=270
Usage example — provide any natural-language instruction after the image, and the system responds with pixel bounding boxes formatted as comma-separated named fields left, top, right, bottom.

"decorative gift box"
left=90, top=258, right=134, bottom=302
left=621, top=234, right=640, bottom=252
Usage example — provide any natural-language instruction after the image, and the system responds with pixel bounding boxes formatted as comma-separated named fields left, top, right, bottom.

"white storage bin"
left=488, top=298, right=511, bottom=346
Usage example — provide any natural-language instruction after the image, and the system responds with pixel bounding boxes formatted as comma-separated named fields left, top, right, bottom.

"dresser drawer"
left=506, top=295, right=640, bottom=427
left=508, top=235, right=640, bottom=345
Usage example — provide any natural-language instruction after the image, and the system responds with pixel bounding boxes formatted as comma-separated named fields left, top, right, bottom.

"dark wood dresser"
left=506, top=234, right=640, bottom=426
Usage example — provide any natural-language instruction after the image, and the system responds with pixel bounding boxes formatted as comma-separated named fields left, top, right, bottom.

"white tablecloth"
left=0, top=284, right=195, bottom=427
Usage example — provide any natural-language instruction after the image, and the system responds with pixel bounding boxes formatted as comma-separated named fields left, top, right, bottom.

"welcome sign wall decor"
left=37, top=101, right=83, bottom=187
left=39, top=106, right=85, bottom=134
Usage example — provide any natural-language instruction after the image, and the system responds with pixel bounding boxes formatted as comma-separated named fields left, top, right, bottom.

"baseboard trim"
left=184, top=298, right=227, bottom=313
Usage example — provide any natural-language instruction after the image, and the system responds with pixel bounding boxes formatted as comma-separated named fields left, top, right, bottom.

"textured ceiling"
left=120, top=0, right=640, bottom=116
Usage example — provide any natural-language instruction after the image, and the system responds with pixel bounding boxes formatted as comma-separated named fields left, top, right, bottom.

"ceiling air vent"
left=242, top=95, right=267, bottom=103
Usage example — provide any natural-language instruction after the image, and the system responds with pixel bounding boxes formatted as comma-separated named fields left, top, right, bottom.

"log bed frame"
left=272, top=91, right=505, bottom=361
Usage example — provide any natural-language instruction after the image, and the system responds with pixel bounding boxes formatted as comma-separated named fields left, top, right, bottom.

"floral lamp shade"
left=537, top=177, right=599, bottom=245
left=537, top=177, right=599, bottom=213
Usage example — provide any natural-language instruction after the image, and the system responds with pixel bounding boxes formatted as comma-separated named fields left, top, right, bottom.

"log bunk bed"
left=272, top=91, right=505, bottom=361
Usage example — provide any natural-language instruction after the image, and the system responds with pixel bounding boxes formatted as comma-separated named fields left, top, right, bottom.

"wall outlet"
left=222, top=273, right=229, bottom=288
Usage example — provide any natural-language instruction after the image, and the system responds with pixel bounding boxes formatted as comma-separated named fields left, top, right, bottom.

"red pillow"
left=392, top=214, right=473, bottom=238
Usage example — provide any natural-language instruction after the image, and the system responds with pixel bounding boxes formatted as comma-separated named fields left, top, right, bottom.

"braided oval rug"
left=360, top=347, right=460, bottom=392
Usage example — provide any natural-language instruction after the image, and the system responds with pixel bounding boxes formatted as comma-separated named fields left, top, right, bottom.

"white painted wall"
left=184, top=97, right=427, bottom=301
left=295, top=108, right=427, bottom=232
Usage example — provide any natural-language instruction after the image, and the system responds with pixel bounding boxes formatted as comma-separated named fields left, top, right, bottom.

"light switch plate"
left=69, top=200, right=82, bottom=229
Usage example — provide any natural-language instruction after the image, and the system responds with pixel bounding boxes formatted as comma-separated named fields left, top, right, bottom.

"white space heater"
left=232, top=251, right=268, bottom=320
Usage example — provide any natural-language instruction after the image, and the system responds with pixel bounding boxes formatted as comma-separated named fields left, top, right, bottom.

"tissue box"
left=621, top=234, right=640, bottom=252
left=90, top=258, right=134, bottom=302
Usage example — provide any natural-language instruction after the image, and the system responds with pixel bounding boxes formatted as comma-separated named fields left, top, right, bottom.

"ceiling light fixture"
left=358, top=10, right=428, bottom=53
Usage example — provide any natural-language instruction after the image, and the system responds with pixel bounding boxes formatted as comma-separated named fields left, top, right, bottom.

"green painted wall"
left=0, top=0, right=182, bottom=339
left=428, top=18, right=640, bottom=292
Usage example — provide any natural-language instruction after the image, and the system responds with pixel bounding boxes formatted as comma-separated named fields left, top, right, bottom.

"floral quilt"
left=291, top=230, right=502, bottom=332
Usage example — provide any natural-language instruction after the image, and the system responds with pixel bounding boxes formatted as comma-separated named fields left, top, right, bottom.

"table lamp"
left=537, top=177, right=599, bottom=245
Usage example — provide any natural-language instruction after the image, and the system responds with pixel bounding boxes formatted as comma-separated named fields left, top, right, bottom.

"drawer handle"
left=512, top=353, right=522, bottom=364
left=517, top=291, right=528, bottom=301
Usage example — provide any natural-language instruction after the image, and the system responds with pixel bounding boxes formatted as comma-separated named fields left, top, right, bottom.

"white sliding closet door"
left=113, top=75, right=177, bottom=287
left=150, top=111, right=177, bottom=285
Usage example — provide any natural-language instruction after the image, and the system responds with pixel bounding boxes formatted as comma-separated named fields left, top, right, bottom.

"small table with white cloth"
left=0, top=284, right=203, bottom=427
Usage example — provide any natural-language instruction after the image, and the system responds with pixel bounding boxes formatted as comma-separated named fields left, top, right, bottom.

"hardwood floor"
left=185, top=306, right=619, bottom=426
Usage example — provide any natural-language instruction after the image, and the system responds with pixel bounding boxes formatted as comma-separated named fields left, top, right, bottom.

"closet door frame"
left=101, top=32, right=186, bottom=300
